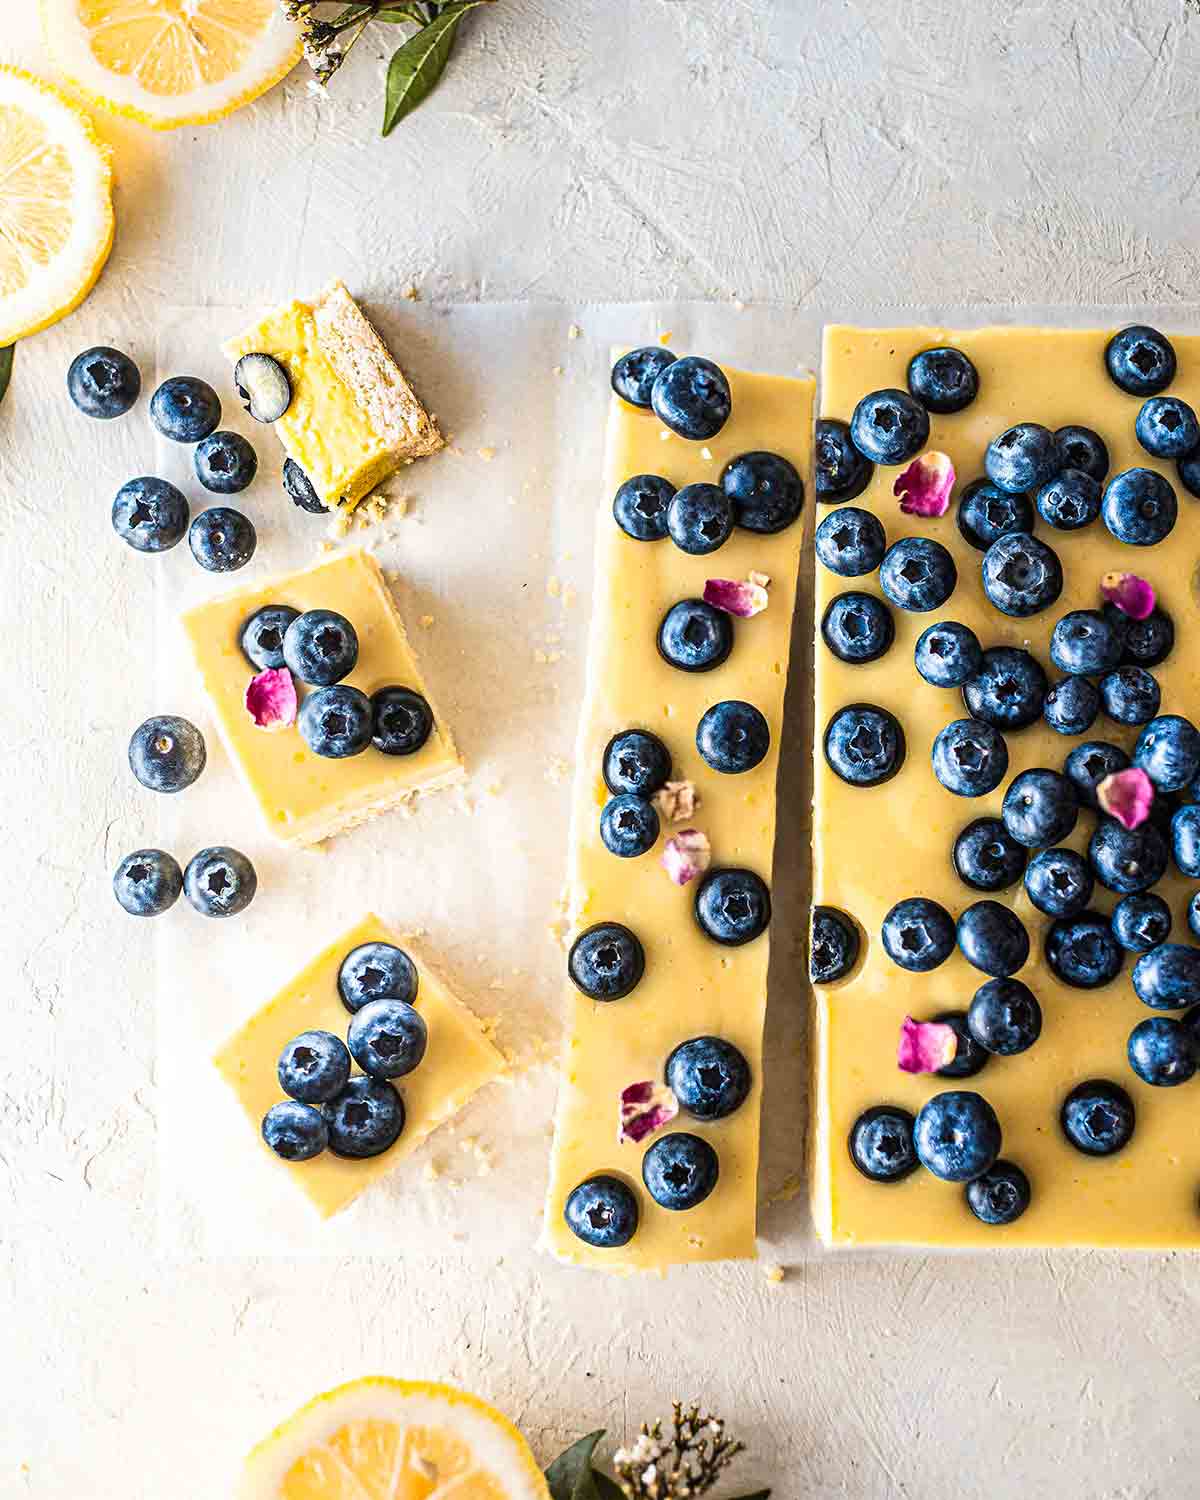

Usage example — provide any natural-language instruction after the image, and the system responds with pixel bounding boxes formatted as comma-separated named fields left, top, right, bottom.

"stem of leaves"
left=381, top=0, right=490, bottom=136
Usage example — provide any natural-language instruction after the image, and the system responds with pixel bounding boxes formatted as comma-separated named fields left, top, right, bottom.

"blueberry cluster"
left=564, top=1035, right=752, bottom=1247
left=261, top=940, right=424, bottom=1163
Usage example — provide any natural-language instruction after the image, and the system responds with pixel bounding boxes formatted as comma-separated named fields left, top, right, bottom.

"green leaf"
left=545, top=1430, right=616, bottom=1500
left=0, top=344, right=14, bottom=409
left=381, top=0, right=488, bottom=135
left=592, top=1472, right=625, bottom=1500
left=373, top=5, right=427, bottom=21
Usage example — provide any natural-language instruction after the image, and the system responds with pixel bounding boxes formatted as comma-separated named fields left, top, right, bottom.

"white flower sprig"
left=611, top=1405, right=748, bottom=1499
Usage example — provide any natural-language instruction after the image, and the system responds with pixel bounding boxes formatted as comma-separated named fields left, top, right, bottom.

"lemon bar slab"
left=181, top=548, right=463, bottom=846
left=214, top=914, right=505, bottom=1219
left=543, top=359, right=814, bottom=1270
left=814, top=323, right=1200, bottom=1249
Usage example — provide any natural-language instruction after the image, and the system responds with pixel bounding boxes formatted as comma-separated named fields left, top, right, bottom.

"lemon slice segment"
left=39, top=0, right=302, bottom=130
left=242, top=1378, right=552, bottom=1500
left=0, top=66, right=114, bottom=346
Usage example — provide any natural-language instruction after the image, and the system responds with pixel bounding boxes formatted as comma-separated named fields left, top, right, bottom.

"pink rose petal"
left=1097, top=767, right=1155, bottom=830
left=245, top=667, right=298, bottom=730
left=1100, top=570, right=1156, bottom=621
left=897, top=1016, right=959, bottom=1075
left=894, top=450, right=955, bottom=517
left=619, top=1080, right=679, bottom=1144
left=703, top=571, right=770, bottom=618
left=661, top=828, right=712, bottom=886
left=652, top=779, right=701, bottom=824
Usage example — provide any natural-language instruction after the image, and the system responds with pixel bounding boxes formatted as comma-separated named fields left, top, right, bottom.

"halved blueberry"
left=810, top=906, right=860, bottom=982
left=282, top=457, right=326, bottom=514
left=825, top=703, right=906, bottom=787
left=233, top=352, right=291, bottom=423
left=658, top=599, right=733, bottom=673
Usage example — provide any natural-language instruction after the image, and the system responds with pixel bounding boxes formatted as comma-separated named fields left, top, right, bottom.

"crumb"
left=567, top=323, right=581, bottom=340
left=393, top=495, right=410, bottom=518
left=547, top=650, right=563, bottom=664
left=319, top=540, right=336, bottom=554
left=764, top=1264, right=786, bottom=1285
left=326, top=510, right=352, bottom=541
left=733, top=298, right=746, bottom=311
left=478, top=447, right=496, bottom=462
left=659, top=330, right=673, bottom=346
left=489, top=977, right=505, bottom=990
left=403, top=284, right=420, bottom=301
left=545, top=755, right=570, bottom=785
left=552, top=364, right=564, bottom=376
left=687, top=1235, right=705, bottom=1249
left=700, top=447, right=713, bottom=462
left=485, top=780, right=503, bottom=797
left=546, top=575, right=561, bottom=598
left=419, top=615, right=434, bottom=628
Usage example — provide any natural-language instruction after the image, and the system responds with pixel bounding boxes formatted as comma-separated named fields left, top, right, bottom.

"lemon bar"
left=223, top=279, right=441, bottom=510
left=542, top=358, right=814, bottom=1271
left=181, top=548, right=463, bottom=846
left=214, top=914, right=505, bottom=1219
left=814, top=323, right=1200, bottom=1249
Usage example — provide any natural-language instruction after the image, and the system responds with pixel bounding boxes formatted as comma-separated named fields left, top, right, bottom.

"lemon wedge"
left=40, top=0, right=302, bottom=130
left=0, top=66, right=114, bottom=346
left=241, top=1377, right=552, bottom=1500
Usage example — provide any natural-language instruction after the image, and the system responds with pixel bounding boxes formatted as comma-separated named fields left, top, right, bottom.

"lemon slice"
left=39, top=0, right=302, bottom=130
left=0, top=66, right=114, bottom=346
left=241, top=1378, right=552, bottom=1500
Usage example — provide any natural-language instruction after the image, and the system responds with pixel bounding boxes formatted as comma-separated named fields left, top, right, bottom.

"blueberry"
left=568, top=922, right=645, bottom=999
left=968, top=978, right=1042, bottom=1055
left=298, top=685, right=373, bottom=758
left=113, top=848, right=182, bottom=917
left=1049, top=610, right=1123, bottom=677
left=881, top=897, right=956, bottom=972
left=1099, top=666, right=1160, bottom=727
left=1054, top=425, right=1109, bottom=482
left=613, top=473, right=674, bottom=541
left=261, top=1101, right=327, bottom=1162
left=564, top=1174, right=639, bottom=1248
left=721, top=450, right=804, bottom=534
left=965, top=1160, right=1031, bottom=1225
left=1178, top=450, right=1200, bottom=499
left=283, top=609, right=359, bottom=686
left=809, top=906, right=860, bottom=982
left=1064, top=740, right=1130, bottom=809
left=985, top=423, right=1059, bottom=494
left=611, top=345, right=676, bottom=408
left=188, top=506, right=256, bottom=572
left=956, top=480, right=1034, bottom=552
left=338, top=941, right=418, bottom=1013
left=849, top=388, right=929, bottom=465
left=1105, top=325, right=1176, bottom=396
left=1132, top=943, right=1200, bottom=1010
left=815, top=417, right=874, bottom=505
left=1134, top=714, right=1200, bottom=792
left=1024, top=847, right=1093, bottom=917
left=233, top=353, right=291, bottom=423
left=1136, top=395, right=1200, bottom=459
left=1121, top=608, right=1174, bottom=668
left=914, top=621, right=982, bottom=688
left=814, top=507, right=886, bottom=576
left=957, top=900, right=1029, bottom=978
left=980, top=533, right=1063, bottom=618
left=1035, top=469, right=1101, bottom=531
left=848, top=1105, right=918, bottom=1183
left=371, top=687, right=433, bottom=756
left=642, top=1132, right=719, bottom=1210
left=603, top=730, right=670, bottom=796
left=696, top=700, right=770, bottom=774
left=665, top=1036, right=751, bottom=1120
left=932, top=719, right=1008, bottom=797
left=321, top=1075, right=405, bottom=1158
left=1102, top=468, right=1177, bottom=546
left=694, top=867, right=771, bottom=946
left=1128, top=1016, right=1197, bottom=1086
left=953, top=818, right=1026, bottom=891
left=240, top=605, right=299, bottom=671
left=1190, top=893, right=1200, bottom=942
left=665, top=482, right=734, bottom=555
left=962, top=646, right=1047, bottom=731
left=651, top=356, right=731, bottom=441
left=1088, top=818, right=1168, bottom=895
left=112, top=475, right=189, bottom=553
left=1061, top=1079, right=1135, bottom=1156
left=67, top=345, right=140, bottom=418
left=1001, top=768, right=1078, bottom=849
left=878, top=536, right=956, bottom=612
left=193, top=430, right=257, bottom=495
left=825, top=703, right=906, bottom=787
left=1043, top=675, right=1100, bottom=737
left=128, top=714, right=206, bottom=793
left=1112, top=893, right=1172, bottom=953
left=914, top=1091, right=1002, bottom=1183
left=821, top=591, right=894, bottom=664
left=347, top=997, right=428, bottom=1079
left=600, top=793, right=660, bottom=858
left=1046, top=911, right=1124, bottom=989
left=282, top=457, right=327, bottom=514
left=183, top=846, right=256, bottom=917
left=657, top=599, right=733, bottom=673
left=932, top=1010, right=990, bottom=1079
left=150, top=375, right=220, bottom=442
left=906, top=345, right=979, bottom=414
left=277, top=1030, right=351, bottom=1104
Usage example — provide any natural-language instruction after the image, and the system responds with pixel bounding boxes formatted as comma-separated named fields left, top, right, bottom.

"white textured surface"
left=4, top=3, right=1200, bottom=1496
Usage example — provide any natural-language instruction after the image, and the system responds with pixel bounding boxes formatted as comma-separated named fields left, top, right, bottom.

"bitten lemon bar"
left=181, top=548, right=463, bottom=846
left=543, top=354, right=814, bottom=1271
left=214, top=914, right=505, bottom=1219
left=813, top=323, right=1200, bottom=1249
left=223, top=279, right=442, bottom=510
